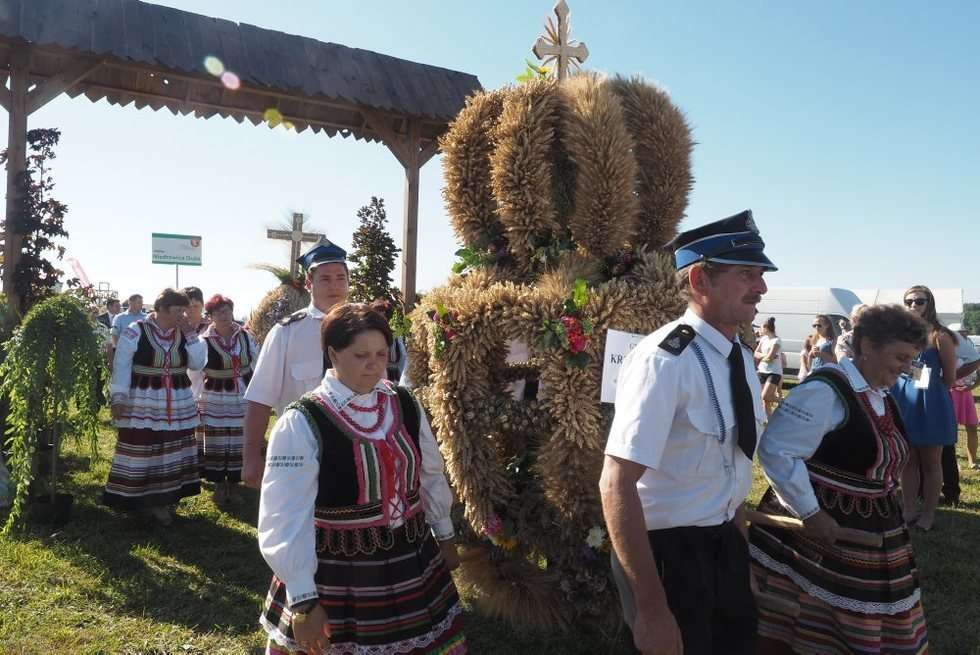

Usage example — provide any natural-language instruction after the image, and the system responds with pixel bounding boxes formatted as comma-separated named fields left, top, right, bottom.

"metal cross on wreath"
left=267, top=213, right=324, bottom=278
left=532, top=0, right=590, bottom=80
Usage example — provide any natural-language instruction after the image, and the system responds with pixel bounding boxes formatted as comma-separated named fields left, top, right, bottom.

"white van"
left=755, top=287, right=863, bottom=373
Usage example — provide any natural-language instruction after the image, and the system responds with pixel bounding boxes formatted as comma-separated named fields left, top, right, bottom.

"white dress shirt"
left=244, top=303, right=326, bottom=416
left=605, top=308, right=765, bottom=530
left=757, top=357, right=886, bottom=521
left=257, top=370, right=455, bottom=607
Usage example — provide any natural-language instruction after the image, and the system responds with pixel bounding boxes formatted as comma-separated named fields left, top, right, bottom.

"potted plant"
left=1, top=293, right=103, bottom=530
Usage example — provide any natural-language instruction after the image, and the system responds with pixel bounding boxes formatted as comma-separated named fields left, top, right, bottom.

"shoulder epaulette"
left=659, top=324, right=696, bottom=355
left=278, top=309, right=309, bottom=327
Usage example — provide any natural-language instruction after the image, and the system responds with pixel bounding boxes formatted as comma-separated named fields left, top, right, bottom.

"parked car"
left=755, top=287, right=862, bottom=373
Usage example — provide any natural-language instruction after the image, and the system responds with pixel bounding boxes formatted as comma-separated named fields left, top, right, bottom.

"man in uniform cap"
left=600, top=210, right=775, bottom=655
left=242, top=239, right=350, bottom=488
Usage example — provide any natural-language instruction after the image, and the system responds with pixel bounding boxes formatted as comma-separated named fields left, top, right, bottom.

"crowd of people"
left=96, top=239, right=461, bottom=654
left=600, top=211, right=980, bottom=655
left=86, top=213, right=980, bottom=655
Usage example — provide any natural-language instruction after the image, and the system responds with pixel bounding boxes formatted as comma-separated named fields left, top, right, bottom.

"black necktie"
left=727, top=343, right=757, bottom=459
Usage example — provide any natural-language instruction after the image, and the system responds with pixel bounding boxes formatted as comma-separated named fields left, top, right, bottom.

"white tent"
left=854, top=288, right=963, bottom=326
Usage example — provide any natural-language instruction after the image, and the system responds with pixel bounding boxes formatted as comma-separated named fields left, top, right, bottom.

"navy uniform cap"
left=297, top=238, right=347, bottom=272
left=668, top=210, right=777, bottom=272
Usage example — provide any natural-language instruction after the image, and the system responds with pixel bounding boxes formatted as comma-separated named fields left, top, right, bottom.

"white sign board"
left=152, top=233, right=202, bottom=266
left=601, top=328, right=648, bottom=403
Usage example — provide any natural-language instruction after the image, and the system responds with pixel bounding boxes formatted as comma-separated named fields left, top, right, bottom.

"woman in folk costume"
left=104, top=288, right=206, bottom=526
left=198, top=294, right=257, bottom=503
left=750, top=304, right=931, bottom=655
left=258, top=303, right=466, bottom=655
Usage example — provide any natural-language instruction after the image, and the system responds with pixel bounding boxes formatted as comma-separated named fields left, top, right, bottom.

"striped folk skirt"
left=261, top=522, right=466, bottom=655
left=197, top=388, right=246, bottom=483
left=103, top=426, right=201, bottom=510
left=749, top=480, right=929, bottom=655
left=199, top=425, right=243, bottom=483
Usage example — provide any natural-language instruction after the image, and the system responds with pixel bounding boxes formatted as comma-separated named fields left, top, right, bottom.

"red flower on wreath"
left=538, top=279, right=594, bottom=367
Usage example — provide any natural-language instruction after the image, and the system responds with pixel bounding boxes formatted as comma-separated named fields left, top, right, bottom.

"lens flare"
left=263, top=108, right=283, bottom=126
left=203, top=55, right=224, bottom=76
left=220, top=71, right=240, bottom=90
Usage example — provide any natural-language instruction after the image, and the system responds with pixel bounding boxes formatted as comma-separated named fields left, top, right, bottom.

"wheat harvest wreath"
left=404, top=72, right=696, bottom=629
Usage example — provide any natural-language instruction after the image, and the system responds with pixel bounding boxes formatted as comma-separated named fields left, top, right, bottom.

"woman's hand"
left=803, top=510, right=840, bottom=544
left=439, top=538, right=460, bottom=571
left=293, top=604, right=331, bottom=655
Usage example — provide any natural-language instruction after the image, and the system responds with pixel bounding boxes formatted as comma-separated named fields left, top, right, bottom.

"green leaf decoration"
left=567, top=352, right=591, bottom=368
left=572, top=278, right=589, bottom=310
left=516, top=59, right=551, bottom=84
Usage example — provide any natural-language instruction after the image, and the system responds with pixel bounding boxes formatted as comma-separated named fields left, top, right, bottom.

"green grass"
left=2, top=411, right=979, bottom=654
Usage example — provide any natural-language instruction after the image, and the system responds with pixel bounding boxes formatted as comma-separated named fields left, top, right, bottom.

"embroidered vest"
left=203, top=331, right=254, bottom=392
left=804, top=368, right=910, bottom=515
left=130, top=321, right=191, bottom=391
left=289, top=387, right=424, bottom=556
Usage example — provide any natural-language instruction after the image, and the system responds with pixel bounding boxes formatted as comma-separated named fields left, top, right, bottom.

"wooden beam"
left=72, top=79, right=388, bottom=143
left=419, top=139, right=441, bottom=167
left=25, top=59, right=102, bottom=115
left=362, top=108, right=411, bottom=168
left=1, top=42, right=450, bottom=140
left=3, top=46, right=29, bottom=310
left=401, top=119, right=422, bottom=310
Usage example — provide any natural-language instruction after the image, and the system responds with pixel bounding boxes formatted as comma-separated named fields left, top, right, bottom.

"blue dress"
left=891, top=347, right=957, bottom=446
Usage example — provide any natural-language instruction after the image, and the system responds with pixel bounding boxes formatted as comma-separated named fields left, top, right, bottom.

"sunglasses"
left=904, top=298, right=928, bottom=307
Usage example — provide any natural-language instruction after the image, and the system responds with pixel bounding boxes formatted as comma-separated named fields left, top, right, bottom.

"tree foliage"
left=963, top=303, right=980, bottom=335
left=0, top=128, right=71, bottom=314
left=347, top=197, right=401, bottom=305
left=1, top=294, right=103, bottom=531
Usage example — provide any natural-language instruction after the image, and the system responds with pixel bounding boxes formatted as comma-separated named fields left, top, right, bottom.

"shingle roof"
left=0, top=0, right=482, bottom=141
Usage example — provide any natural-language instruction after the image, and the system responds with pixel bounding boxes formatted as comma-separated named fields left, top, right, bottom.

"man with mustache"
left=600, top=210, right=775, bottom=655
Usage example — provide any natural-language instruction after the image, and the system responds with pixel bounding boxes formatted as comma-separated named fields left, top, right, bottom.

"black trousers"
left=613, top=521, right=758, bottom=655
left=942, top=443, right=960, bottom=503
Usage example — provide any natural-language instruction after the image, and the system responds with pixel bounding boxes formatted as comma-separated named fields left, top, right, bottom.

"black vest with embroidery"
left=130, top=322, right=192, bottom=390
left=202, top=331, right=254, bottom=392
left=288, top=387, right=425, bottom=556
left=805, top=368, right=906, bottom=477
left=801, top=366, right=910, bottom=512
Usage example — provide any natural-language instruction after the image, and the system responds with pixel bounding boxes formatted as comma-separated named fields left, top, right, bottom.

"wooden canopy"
left=0, top=0, right=482, bottom=309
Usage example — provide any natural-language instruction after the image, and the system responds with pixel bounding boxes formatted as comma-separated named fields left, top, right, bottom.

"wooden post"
left=401, top=120, right=421, bottom=310
left=3, top=47, right=30, bottom=309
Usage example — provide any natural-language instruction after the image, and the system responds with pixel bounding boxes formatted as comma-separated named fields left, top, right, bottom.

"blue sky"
left=14, top=0, right=980, bottom=315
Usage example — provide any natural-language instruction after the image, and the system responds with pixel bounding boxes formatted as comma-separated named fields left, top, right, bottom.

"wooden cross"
left=267, top=213, right=324, bottom=278
left=532, top=0, right=589, bottom=81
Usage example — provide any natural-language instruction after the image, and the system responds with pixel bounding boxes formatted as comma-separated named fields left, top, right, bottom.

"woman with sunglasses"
left=893, top=285, right=958, bottom=529
left=802, top=315, right=837, bottom=375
